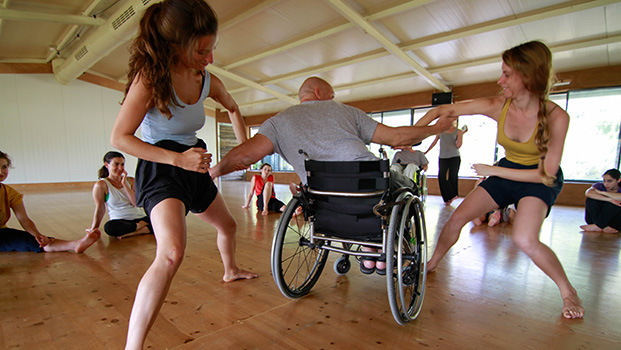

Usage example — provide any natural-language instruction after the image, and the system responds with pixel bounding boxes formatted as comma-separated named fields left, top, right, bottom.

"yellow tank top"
left=497, top=98, right=540, bottom=166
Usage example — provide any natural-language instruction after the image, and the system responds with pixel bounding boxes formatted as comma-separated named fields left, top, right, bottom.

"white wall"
left=0, top=74, right=216, bottom=184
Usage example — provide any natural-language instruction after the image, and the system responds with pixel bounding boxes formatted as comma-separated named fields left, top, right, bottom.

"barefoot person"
left=416, top=41, right=584, bottom=319
left=242, top=163, right=286, bottom=215
left=581, top=168, right=621, bottom=233
left=0, top=151, right=99, bottom=253
left=87, top=151, right=152, bottom=239
left=109, top=1, right=257, bottom=348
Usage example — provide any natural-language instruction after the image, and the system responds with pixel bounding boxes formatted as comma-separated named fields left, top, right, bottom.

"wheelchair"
left=270, top=150, right=428, bottom=325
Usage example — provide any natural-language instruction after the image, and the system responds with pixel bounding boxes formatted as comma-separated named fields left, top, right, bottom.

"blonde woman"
left=416, top=41, right=583, bottom=319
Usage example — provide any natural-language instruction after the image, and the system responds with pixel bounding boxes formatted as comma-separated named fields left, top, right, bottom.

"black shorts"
left=478, top=158, right=563, bottom=217
left=135, top=139, right=218, bottom=216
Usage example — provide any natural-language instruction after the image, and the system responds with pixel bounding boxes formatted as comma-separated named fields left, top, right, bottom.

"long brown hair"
left=502, top=41, right=556, bottom=186
left=123, top=0, right=218, bottom=119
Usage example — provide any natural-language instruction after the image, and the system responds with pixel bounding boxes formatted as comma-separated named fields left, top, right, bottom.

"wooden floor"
left=1, top=181, right=620, bottom=350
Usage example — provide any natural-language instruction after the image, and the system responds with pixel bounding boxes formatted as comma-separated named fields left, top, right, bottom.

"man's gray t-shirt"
left=391, top=150, right=429, bottom=167
left=258, top=100, right=379, bottom=184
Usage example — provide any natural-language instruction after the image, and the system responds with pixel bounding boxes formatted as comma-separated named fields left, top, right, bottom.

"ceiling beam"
left=224, top=0, right=434, bottom=70
left=206, top=65, right=298, bottom=105
left=0, top=0, right=10, bottom=37
left=229, top=0, right=617, bottom=96
left=45, top=0, right=109, bottom=63
left=400, top=0, right=621, bottom=51
left=220, top=0, right=283, bottom=30
left=235, top=34, right=621, bottom=110
left=0, top=8, right=104, bottom=26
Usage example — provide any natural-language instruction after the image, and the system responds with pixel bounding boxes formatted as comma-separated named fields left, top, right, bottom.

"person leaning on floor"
left=1, top=151, right=99, bottom=253
left=242, top=163, right=287, bottom=215
left=210, top=76, right=456, bottom=275
left=86, top=151, right=153, bottom=239
left=581, top=168, right=621, bottom=233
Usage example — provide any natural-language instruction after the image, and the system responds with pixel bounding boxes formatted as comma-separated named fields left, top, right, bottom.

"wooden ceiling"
left=1, top=0, right=620, bottom=116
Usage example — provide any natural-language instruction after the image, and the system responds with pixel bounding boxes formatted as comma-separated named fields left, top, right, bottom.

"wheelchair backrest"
left=304, top=159, right=389, bottom=240
left=305, top=159, right=389, bottom=192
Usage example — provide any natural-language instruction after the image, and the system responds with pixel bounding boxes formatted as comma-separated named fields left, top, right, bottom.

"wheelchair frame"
left=270, top=154, right=428, bottom=325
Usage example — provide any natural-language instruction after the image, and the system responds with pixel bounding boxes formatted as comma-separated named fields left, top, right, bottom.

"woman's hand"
left=472, top=163, right=496, bottom=177
left=178, top=148, right=212, bottom=173
left=35, top=234, right=53, bottom=247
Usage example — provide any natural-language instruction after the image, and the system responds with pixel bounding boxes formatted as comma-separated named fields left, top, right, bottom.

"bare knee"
left=156, top=247, right=185, bottom=272
left=513, top=235, right=540, bottom=255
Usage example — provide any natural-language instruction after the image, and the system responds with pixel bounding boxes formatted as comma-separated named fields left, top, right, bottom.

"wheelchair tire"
left=386, top=192, right=428, bottom=324
left=333, top=256, right=351, bottom=275
left=271, top=194, right=329, bottom=298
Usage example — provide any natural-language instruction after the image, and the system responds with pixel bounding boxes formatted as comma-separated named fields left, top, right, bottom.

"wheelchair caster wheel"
left=334, top=256, right=351, bottom=275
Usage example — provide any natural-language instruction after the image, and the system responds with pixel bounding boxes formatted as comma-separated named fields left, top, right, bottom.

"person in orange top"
left=0, top=151, right=99, bottom=253
left=242, top=163, right=286, bottom=215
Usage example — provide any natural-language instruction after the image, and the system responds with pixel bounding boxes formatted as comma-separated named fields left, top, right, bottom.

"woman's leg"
left=193, top=193, right=258, bottom=282
left=105, top=219, right=151, bottom=239
left=42, top=231, right=100, bottom=253
left=447, top=156, right=461, bottom=200
left=427, top=187, right=498, bottom=271
left=438, top=158, right=451, bottom=203
left=510, top=197, right=584, bottom=319
left=125, top=198, right=187, bottom=350
left=262, top=182, right=273, bottom=215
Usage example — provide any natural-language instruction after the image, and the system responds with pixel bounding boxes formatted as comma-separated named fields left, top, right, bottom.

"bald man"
left=211, top=76, right=455, bottom=187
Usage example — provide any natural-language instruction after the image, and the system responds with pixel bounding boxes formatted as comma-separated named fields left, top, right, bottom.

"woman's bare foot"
left=603, top=226, right=619, bottom=234
left=488, top=210, right=501, bottom=227
left=75, top=230, right=100, bottom=253
left=561, top=293, right=584, bottom=319
left=580, top=224, right=602, bottom=232
left=223, top=268, right=258, bottom=283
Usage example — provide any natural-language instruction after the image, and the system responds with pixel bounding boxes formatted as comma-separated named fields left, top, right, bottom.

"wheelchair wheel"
left=333, top=256, right=351, bottom=275
left=386, top=192, right=428, bottom=324
left=271, top=194, right=329, bottom=298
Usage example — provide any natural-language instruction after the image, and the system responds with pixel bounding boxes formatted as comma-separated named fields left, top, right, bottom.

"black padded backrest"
left=305, top=159, right=389, bottom=192
left=304, top=159, right=389, bottom=240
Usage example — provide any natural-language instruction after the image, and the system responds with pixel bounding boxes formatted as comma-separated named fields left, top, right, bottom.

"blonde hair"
left=123, top=0, right=218, bottom=119
left=502, top=41, right=556, bottom=186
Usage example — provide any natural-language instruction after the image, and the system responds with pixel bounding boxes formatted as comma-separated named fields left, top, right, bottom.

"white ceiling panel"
left=1, top=0, right=620, bottom=117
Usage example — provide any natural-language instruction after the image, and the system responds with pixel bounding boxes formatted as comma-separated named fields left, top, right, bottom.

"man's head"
left=298, top=77, right=335, bottom=102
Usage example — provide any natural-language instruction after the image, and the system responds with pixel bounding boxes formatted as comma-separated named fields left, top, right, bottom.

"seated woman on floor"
left=242, top=163, right=286, bottom=215
left=86, top=151, right=152, bottom=239
left=581, top=168, right=621, bottom=234
left=1, top=151, right=99, bottom=253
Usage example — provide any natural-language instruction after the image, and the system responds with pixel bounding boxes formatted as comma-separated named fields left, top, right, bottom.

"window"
left=228, top=86, right=621, bottom=181
left=560, top=87, right=621, bottom=181
left=248, top=126, right=294, bottom=172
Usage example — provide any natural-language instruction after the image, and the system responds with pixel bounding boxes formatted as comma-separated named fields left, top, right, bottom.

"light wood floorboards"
left=1, top=181, right=619, bottom=349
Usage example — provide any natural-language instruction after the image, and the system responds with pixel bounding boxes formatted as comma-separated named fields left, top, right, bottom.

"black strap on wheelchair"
left=305, top=159, right=389, bottom=174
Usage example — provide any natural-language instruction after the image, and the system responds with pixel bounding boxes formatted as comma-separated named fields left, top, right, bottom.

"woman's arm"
left=593, top=189, right=621, bottom=201
left=110, top=75, right=210, bottom=173
left=121, top=174, right=137, bottom=207
left=242, top=176, right=256, bottom=208
left=209, top=75, right=247, bottom=143
left=12, top=200, right=50, bottom=247
left=415, top=97, right=500, bottom=127
left=455, top=129, right=465, bottom=149
left=88, top=180, right=107, bottom=233
left=425, top=135, right=440, bottom=154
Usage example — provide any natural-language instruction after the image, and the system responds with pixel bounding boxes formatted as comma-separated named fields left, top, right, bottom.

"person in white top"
left=86, top=151, right=151, bottom=239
